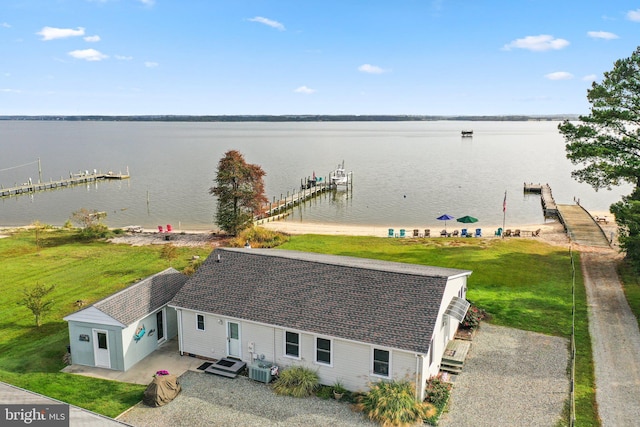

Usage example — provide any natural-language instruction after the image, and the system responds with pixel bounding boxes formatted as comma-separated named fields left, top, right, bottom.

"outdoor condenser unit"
left=248, top=362, right=272, bottom=383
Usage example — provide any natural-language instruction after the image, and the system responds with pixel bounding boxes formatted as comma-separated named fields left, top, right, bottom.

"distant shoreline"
left=0, top=114, right=579, bottom=122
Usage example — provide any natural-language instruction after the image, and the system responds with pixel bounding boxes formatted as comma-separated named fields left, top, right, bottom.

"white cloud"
left=84, top=35, right=101, bottom=42
left=144, top=61, right=159, bottom=68
left=587, top=31, right=618, bottom=40
left=68, top=48, right=108, bottom=61
left=582, top=74, right=597, bottom=82
left=115, top=55, right=133, bottom=60
left=503, top=35, right=570, bottom=51
left=627, top=9, right=640, bottom=22
left=545, top=71, right=573, bottom=80
left=294, top=86, right=316, bottom=94
left=139, top=0, right=155, bottom=5
left=1, top=88, right=21, bottom=93
left=358, top=64, right=387, bottom=74
left=1, top=22, right=10, bottom=28
left=248, top=16, right=285, bottom=31
left=37, top=26, right=85, bottom=41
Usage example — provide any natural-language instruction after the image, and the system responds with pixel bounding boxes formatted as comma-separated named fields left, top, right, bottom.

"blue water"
left=0, top=120, right=630, bottom=230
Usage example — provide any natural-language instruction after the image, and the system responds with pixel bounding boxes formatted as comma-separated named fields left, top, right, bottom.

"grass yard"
left=278, top=234, right=597, bottom=426
left=0, top=228, right=213, bottom=418
left=0, top=228, right=597, bottom=425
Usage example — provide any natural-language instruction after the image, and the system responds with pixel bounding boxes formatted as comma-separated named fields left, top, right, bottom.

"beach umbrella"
left=456, top=215, right=479, bottom=224
left=437, top=214, right=455, bottom=232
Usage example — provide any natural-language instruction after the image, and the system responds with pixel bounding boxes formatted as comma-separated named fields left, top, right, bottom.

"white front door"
left=227, top=321, right=241, bottom=358
left=93, top=329, right=111, bottom=368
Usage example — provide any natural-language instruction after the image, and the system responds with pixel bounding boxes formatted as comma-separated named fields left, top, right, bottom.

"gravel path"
left=581, top=250, right=640, bottom=426
left=117, top=371, right=377, bottom=427
left=439, top=324, right=569, bottom=427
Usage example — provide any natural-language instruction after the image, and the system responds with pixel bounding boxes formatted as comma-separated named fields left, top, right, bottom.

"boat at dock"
left=461, top=130, right=473, bottom=137
left=330, top=161, right=349, bottom=186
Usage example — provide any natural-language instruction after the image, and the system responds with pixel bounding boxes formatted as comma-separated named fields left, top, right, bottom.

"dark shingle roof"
left=170, top=248, right=471, bottom=354
left=95, top=268, right=188, bottom=326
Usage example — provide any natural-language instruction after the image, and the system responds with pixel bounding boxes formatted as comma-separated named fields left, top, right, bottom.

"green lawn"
left=0, top=229, right=598, bottom=425
left=0, top=228, right=213, bottom=418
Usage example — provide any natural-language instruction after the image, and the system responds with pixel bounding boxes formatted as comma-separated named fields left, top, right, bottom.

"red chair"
left=166, top=224, right=172, bottom=232
left=158, top=225, right=164, bottom=233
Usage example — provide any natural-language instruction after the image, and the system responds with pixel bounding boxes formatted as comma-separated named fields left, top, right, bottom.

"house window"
left=316, top=337, right=332, bottom=365
left=196, top=314, right=205, bottom=331
left=373, top=348, right=390, bottom=377
left=285, top=331, right=300, bottom=358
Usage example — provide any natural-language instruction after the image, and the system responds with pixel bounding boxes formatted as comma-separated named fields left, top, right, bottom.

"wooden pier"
left=0, top=171, right=130, bottom=198
left=254, top=182, right=333, bottom=224
left=557, top=204, right=611, bottom=247
left=524, top=182, right=557, bottom=216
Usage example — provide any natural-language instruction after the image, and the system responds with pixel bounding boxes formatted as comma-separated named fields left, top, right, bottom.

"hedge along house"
left=64, top=268, right=188, bottom=371
left=169, top=248, right=472, bottom=400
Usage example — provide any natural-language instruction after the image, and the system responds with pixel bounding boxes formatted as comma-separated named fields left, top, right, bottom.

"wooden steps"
left=440, top=339, right=471, bottom=374
left=204, top=357, right=246, bottom=379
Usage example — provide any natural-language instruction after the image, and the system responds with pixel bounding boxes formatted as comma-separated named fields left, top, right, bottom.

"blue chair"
left=399, top=229, right=406, bottom=238
left=388, top=228, right=394, bottom=238
left=495, top=227, right=502, bottom=237
left=461, top=228, right=468, bottom=237
left=475, top=228, right=482, bottom=237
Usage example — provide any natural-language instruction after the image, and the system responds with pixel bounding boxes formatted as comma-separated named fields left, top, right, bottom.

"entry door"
left=156, top=310, right=165, bottom=342
left=93, top=329, right=111, bottom=368
left=227, top=322, right=241, bottom=358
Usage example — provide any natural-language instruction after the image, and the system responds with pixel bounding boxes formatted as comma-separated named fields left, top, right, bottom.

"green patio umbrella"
left=456, top=215, right=478, bottom=224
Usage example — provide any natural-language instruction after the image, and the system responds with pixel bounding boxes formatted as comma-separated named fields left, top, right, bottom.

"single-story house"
left=64, top=268, right=188, bottom=371
left=169, top=248, right=472, bottom=400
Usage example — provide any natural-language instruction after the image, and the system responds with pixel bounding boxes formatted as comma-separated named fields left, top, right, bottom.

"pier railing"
left=0, top=170, right=130, bottom=198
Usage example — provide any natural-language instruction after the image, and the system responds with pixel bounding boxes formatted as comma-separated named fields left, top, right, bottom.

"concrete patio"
left=61, top=338, right=205, bottom=385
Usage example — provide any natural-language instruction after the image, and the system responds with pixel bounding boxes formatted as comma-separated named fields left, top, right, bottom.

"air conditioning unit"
left=248, top=362, right=272, bottom=383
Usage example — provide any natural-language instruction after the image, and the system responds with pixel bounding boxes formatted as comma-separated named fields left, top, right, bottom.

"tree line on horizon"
left=0, top=114, right=578, bottom=122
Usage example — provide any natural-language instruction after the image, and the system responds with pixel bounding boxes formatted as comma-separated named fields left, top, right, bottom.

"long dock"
left=524, top=183, right=557, bottom=216
left=557, top=204, right=611, bottom=247
left=254, top=182, right=332, bottom=224
left=0, top=171, right=130, bottom=198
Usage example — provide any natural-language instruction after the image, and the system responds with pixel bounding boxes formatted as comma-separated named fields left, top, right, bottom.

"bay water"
left=0, top=120, right=630, bottom=231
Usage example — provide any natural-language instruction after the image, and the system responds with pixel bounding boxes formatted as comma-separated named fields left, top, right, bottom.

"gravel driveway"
left=439, top=324, right=569, bottom=427
left=581, top=250, right=640, bottom=426
left=117, top=371, right=377, bottom=427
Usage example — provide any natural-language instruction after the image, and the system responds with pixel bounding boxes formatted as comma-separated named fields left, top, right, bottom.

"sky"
left=1, top=0, right=639, bottom=116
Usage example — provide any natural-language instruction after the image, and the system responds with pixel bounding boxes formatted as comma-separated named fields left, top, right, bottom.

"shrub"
left=424, top=375, right=452, bottom=408
left=315, top=384, right=333, bottom=400
left=355, top=380, right=436, bottom=427
left=460, top=303, right=487, bottom=330
left=230, top=226, right=289, bottom=248
left=272, top=366, right=319, bottom=397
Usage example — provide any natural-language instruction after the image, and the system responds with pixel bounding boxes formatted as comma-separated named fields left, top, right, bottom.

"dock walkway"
left=524, top=183, right=557, bottom=216
left=0, top=172, right=129, bottom=198
left=557, top=204, right=611, bottom=247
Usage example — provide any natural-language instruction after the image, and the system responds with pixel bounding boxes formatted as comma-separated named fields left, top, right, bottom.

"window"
left=373, top=349, right=390, bottom=377
left=196, top=314, right=205, bottom=331
left=316, top=338, right=332, bottom=365
left=285, top=331, right=300, bottom=358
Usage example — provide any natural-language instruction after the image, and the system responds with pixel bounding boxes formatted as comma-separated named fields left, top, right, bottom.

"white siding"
left=179, top=308, right=422, bottom=394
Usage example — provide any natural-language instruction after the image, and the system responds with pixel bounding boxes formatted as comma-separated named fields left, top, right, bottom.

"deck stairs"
left=204, top=357, right=247, bottom=378
left=440, top=339, right=471, bottom=374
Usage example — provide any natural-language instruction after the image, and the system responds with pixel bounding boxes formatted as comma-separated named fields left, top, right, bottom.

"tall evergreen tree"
left=210, top=150, right=267, bottom=235
left=559, top=46, right=640, bottom=268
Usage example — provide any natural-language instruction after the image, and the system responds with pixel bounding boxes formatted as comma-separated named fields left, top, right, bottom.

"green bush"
left=272, top=366, right=318, bottom=398
left=231, top=226, right=289, bottom=248
left=424, top=376, right=452, bottom=408
left=460, top=303, right=487, bottom=330
left=315, top=384, right=333, bottom=400
left=355, top=380, right=436, bottom=427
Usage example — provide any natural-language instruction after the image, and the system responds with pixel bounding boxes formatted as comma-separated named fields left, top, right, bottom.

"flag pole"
left=502, top=190, right=507, bottom=239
